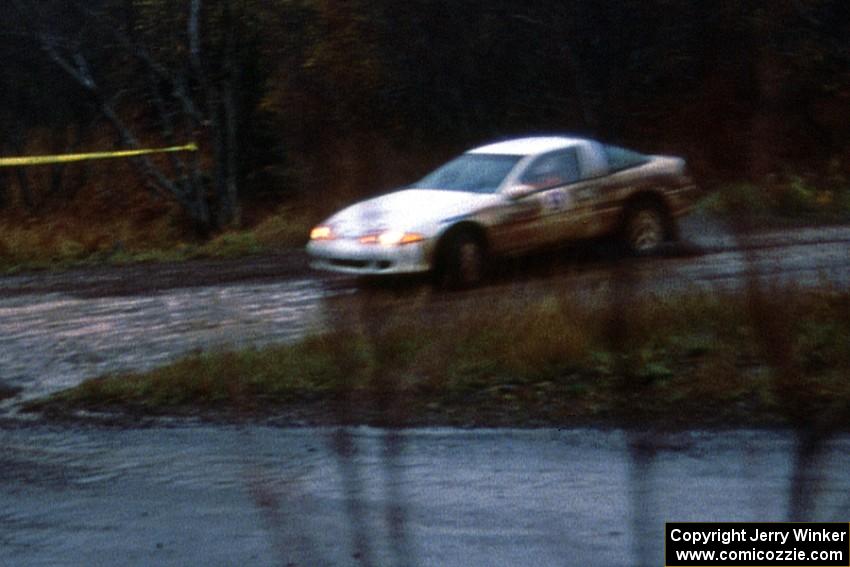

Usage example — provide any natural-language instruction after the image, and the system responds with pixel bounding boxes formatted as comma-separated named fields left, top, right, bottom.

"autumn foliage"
left=1, top=1, right=848, bottom=253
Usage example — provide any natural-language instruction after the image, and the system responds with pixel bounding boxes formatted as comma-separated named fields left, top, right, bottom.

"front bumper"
left=306, top=238, right=433, bottom=275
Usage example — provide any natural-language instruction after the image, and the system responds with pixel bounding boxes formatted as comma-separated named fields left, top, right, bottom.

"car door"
left=491, top=148, right=582, bottom=254
left=555, top=140, right=616, bottom=240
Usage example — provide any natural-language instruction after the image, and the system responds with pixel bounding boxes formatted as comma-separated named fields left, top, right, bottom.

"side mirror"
left=503, top=183, right=536, bottom=200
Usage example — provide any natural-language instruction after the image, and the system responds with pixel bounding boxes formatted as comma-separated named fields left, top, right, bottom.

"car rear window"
left=603, top=145, right=649, bottom=172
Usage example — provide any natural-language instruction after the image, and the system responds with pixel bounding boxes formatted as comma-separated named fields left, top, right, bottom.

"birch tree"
left=14, top=0, right=247, bottom=233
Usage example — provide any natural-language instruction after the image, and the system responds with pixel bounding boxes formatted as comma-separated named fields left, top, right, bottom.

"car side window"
left=520, top=149, right=580, bottom=190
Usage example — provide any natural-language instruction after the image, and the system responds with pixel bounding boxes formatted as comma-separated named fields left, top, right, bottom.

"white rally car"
left=307, top=136, right=699, bottom=287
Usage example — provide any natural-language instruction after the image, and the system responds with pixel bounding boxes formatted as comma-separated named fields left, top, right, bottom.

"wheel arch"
left=431, top=221, right=489, bottom=272
left=620, top=189, right=677, bottom=241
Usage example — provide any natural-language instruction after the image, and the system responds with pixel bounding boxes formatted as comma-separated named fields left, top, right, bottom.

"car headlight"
left=359, top=230, right=425, bottom=246
left=309, top=225, right=335, bottom=240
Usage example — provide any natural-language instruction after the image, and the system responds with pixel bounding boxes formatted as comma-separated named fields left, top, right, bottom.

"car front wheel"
left=624, top=205, right=667, bottom=255
left=436, top=231, right=487, bottom=289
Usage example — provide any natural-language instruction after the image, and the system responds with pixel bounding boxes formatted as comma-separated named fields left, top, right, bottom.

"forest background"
left=1, top=1, right=848, bottom=268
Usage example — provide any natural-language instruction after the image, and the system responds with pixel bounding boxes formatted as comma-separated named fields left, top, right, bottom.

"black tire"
left=622, top=203, right=668, bottom=255
left=436, top=231, right=487, bottom=289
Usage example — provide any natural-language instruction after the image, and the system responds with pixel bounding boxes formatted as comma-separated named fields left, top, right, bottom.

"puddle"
left=0, top=278, right=332, bottom=414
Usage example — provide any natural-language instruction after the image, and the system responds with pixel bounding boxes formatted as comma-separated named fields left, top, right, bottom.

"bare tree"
left=13, top=0, right=244, bottom=233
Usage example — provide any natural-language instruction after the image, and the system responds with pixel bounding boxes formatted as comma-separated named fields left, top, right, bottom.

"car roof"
left=467, top=136, right=586, bottom=156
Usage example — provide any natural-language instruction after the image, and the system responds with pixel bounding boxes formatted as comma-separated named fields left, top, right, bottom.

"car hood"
left=327, top=188, right=502, bottom=235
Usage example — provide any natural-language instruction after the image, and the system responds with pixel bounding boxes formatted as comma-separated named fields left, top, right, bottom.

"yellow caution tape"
left=0, top=143, right=198, bottom=167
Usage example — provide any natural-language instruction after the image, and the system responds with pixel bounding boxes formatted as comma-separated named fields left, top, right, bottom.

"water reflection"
left=0, top=279, right=329, bottom=411
left=2, top=427, right=849, bottom=566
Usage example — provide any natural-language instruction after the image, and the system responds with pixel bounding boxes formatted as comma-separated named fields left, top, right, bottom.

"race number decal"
left=544, top=189, right=569, bottom=211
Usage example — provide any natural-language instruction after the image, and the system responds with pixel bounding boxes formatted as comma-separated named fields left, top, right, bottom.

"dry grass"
left=0, top=204, right=319, bottom=272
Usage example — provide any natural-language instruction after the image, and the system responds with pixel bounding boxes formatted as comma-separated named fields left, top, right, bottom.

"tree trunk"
left=219, top=0, right=241, bottom=227
left=9, top=126, right=35, bottom=211
left=15, top=168, right=35, bottom=211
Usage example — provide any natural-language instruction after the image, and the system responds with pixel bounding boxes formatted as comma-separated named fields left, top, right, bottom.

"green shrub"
left=774, top=175, right=820, bottom=215
left=707, top=182, right=773, bottom=216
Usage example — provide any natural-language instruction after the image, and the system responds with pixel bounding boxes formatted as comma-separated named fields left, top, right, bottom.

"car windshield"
left=415, top=153, right=523, bottom=194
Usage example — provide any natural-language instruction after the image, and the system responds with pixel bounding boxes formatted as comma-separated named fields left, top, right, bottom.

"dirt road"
left=3, top=426, right=849, bottom=567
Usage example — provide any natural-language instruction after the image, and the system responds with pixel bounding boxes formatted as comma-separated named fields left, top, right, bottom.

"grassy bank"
left=26, top=286, right=850, bottom=428
left=0, top=204, right=315, bottom=274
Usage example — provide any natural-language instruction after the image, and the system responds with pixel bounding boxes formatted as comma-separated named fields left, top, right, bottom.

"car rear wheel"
left=623, top=204, right=667, bottom=255
left=437, top=231, right=487, bottom=289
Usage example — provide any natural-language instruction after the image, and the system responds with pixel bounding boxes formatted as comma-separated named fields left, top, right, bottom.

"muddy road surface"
left=3, top=427, right=850, bottom=567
